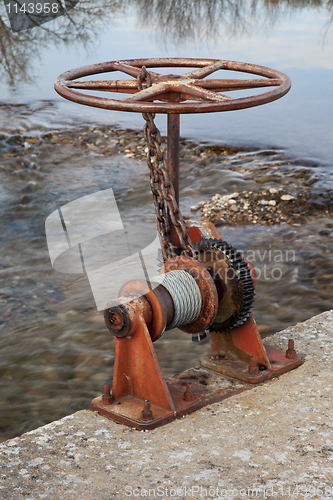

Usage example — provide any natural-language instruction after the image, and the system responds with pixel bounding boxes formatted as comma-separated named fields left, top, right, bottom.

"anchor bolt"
left=183, top=383, right=197, bottom=401
left=286, top=339, right=296, bottom=359
left=102, top=384, right=113, bottom=405
left=141, top=400, right=153, bottom=420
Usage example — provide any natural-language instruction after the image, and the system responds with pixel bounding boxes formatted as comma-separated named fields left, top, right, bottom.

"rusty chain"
left=137, top=66, right=196, bottom=261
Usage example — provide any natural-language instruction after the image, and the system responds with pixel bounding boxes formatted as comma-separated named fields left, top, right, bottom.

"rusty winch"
left=55, top=58, right=301, bottom=429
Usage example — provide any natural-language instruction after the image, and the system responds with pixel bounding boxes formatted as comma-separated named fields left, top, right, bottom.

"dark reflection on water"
left=0, top=102, right=333, bottom=441
left=133, top=0, right=333, bottom=42
left=0, top=0, right=124, bottom=86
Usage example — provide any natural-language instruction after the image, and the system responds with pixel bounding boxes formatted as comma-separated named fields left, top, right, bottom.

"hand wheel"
left=54, top=57, right=291, bottom=114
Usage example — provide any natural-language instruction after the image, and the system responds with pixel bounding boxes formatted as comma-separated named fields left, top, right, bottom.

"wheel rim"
left=54, top=57, right=291, bottom=114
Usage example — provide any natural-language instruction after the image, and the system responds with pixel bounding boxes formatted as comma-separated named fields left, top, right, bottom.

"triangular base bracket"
left=201, top=314, right=302, bottom=383
left=91, top=312, right=201, bottom=430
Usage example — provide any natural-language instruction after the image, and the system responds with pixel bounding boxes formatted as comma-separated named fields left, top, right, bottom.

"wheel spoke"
left=181, top=61, right=225, bottom=80
left=194, top=78, right=281, bottom=91
left=66, top=79, right=138, bottom=93
left=112, top=62, right=142, bottom=78
left=112, top=62, right=166, bottom=84
left=174, top=83, right=232, bottom=102
left=121, top=83, right=170, bottom=102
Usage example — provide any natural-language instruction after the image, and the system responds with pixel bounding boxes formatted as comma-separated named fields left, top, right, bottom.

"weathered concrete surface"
left=1, top=310, right=333, bottom=500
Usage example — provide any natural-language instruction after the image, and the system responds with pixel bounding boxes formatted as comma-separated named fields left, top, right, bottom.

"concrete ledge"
left=1, top=311, right=333, bottom=499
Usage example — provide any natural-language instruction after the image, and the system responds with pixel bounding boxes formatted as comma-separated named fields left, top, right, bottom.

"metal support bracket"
left=91, top=311, right=210, bottom=430
left=91, top=309, right=268, bottom=430
left=201, top=315, right=301, bottom=383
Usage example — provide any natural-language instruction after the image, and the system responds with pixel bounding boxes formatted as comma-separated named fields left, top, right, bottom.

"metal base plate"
left=200, top=344, right=302, bottom=383
left=91, top=367, right=255, bottom=430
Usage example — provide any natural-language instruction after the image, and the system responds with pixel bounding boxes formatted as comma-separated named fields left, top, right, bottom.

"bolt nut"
left=102, top=384, right=113, bottom=405
left=183, top=383, right=197, bottom=401
left=141, top=400, right=153, bottom=420
left=104, top=305, right=131, bottom=338
left=286, top=339, right=296, bottom=359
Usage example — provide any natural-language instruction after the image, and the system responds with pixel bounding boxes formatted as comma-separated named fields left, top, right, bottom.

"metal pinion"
left=192, top=238, right=255, bottom=331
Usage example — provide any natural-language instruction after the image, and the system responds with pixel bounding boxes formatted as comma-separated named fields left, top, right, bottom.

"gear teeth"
left=193, top=237, right=255, bottom=331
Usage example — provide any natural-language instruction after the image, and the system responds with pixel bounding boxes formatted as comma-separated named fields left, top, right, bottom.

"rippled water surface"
left=0, top=102, right=333, bottom=441
left=0, top=0, right=332, bottom=440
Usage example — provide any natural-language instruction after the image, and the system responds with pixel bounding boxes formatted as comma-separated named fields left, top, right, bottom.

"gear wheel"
left=192, top=238, right=255, bottom=330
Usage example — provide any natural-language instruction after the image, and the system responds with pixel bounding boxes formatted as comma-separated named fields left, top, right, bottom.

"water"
left=0, top=0, right=332, bottom=440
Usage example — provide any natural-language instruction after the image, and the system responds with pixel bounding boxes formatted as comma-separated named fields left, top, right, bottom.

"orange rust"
left=202, top=316, right=301, bottom=383
left=55, top=57, right=291, bottom=115
left=118, top=279, right=174, bottom=342
left=286, top=339, right=297, bottom=359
